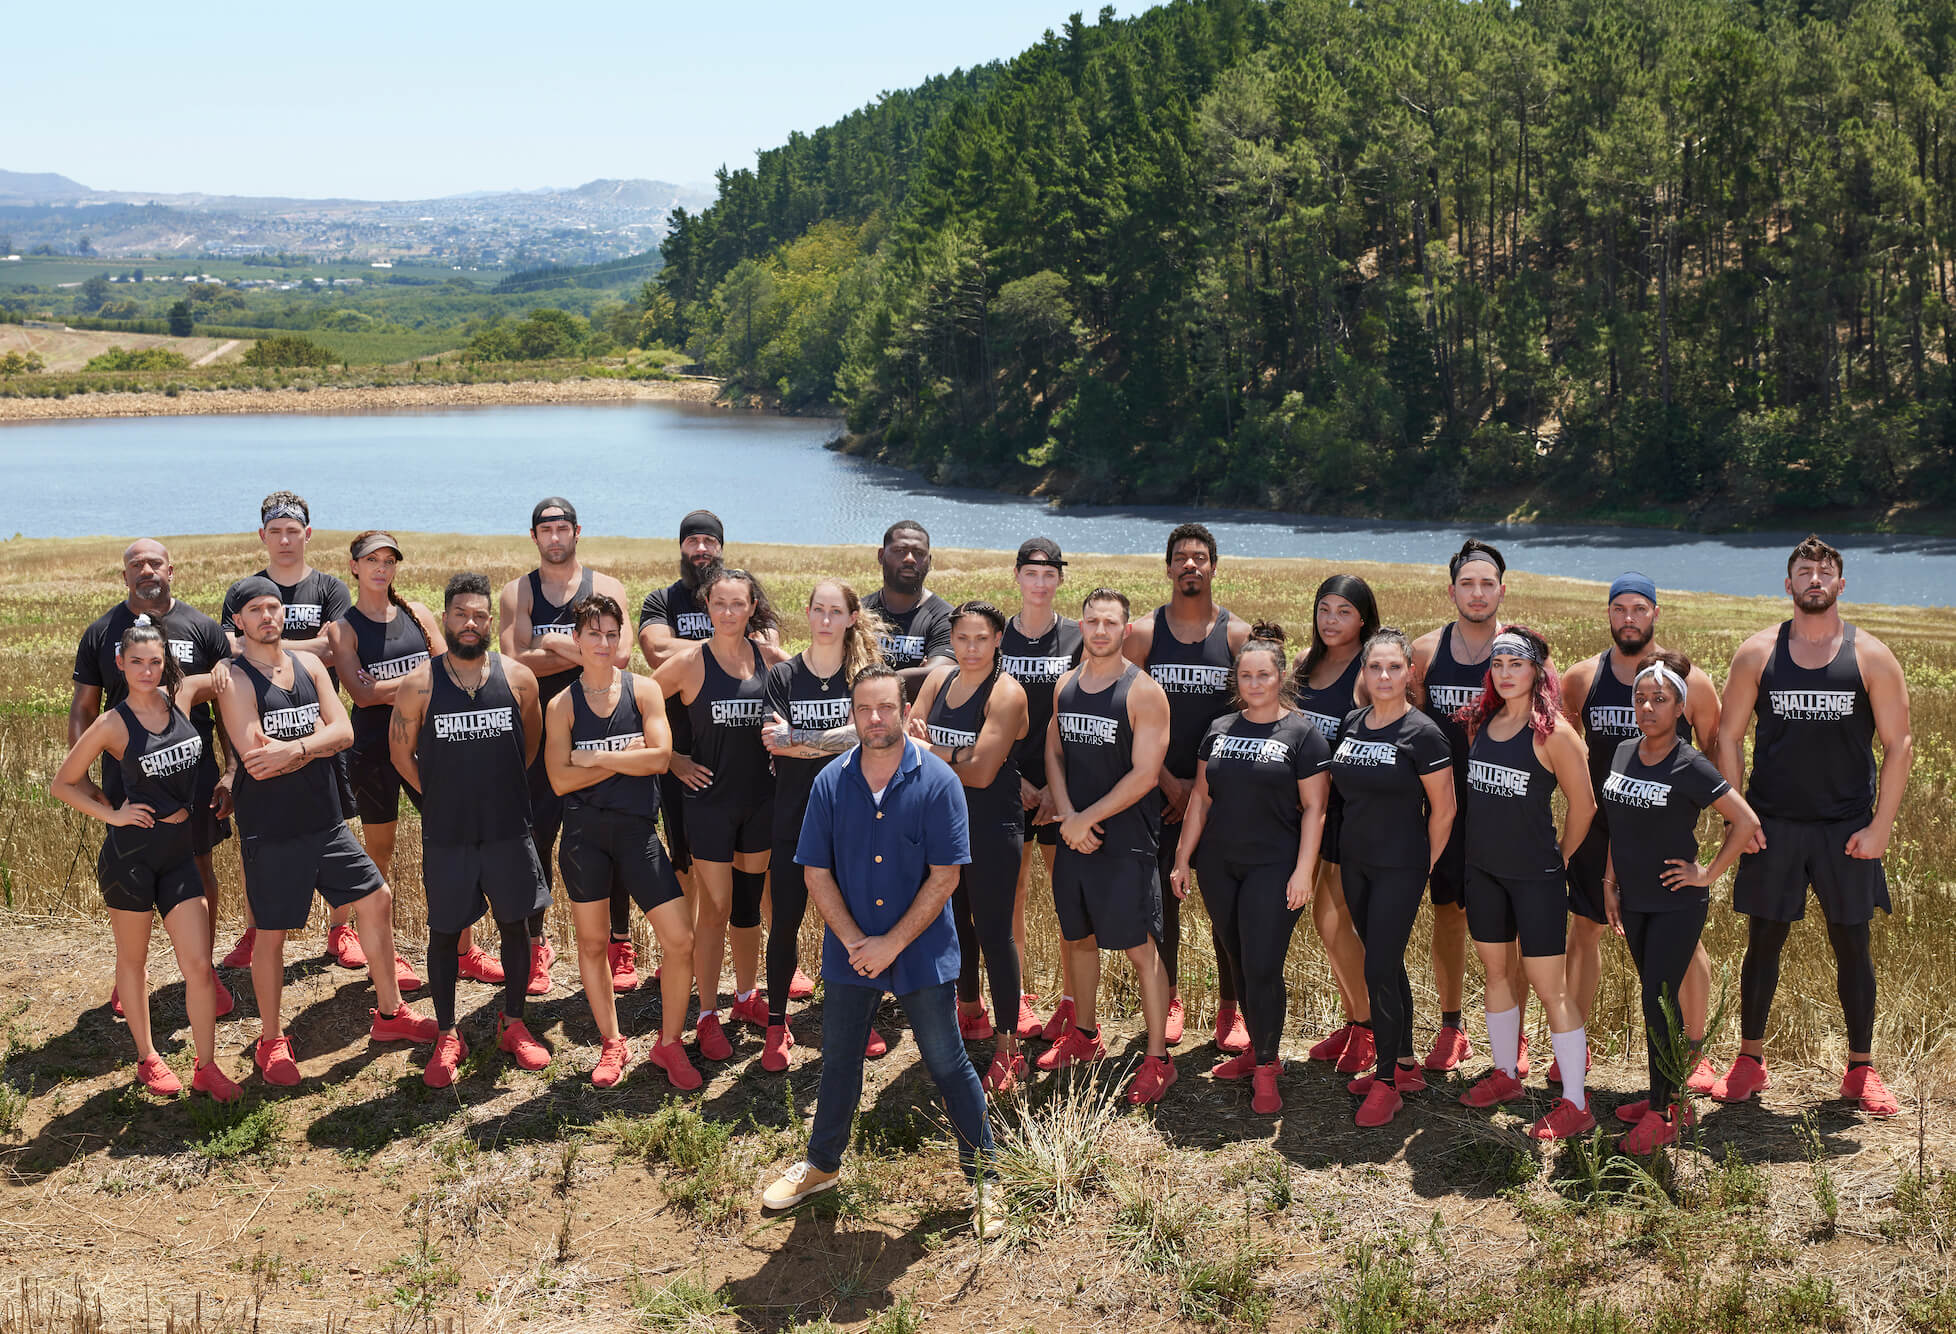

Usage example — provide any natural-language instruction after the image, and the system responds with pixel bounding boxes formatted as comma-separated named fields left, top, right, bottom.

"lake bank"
left=0, top=374, right=726, bottom=420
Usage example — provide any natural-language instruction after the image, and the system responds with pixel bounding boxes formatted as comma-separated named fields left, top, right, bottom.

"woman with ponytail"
left=1169, top=623, right=1331, bottom=1114
left=1455, top=624, right=1600, bottom=1140
left=51, top=617, right=243, bottom=1101
left=910, top=600, right=1032, bottom=1092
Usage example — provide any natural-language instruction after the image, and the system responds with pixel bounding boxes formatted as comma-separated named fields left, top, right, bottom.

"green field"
left=0, top=255, right=481, bottom=291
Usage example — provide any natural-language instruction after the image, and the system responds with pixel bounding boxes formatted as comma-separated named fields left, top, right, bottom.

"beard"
left=133, top=577, right=167, bottom=602
left=1796, top=586, right=1838, bottom=613
left=882, top=564, right=927, bottom=596
left=1611, top=623, right=1653, bottom=656
left=679, top=554, right=718, bottom=591
left=449, top=634, right=488, bottom=661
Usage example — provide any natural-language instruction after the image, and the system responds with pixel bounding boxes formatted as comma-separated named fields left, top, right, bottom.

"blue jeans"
left=807, top=978, right=993, bottom=1182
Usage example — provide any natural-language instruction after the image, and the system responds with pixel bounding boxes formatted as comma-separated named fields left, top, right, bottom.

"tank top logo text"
left=261, top=703, right=319, bottom=739
left=1150, top=664, right=1229, bottom=693
left=531, top=622, right=574, bottom=640
left=574, top=734, right=636, bottom=753
left=1602, top=772, right=1671, bottom=809
left=1004, top=654, right=1072, bottom=682
left=368, top=652, right=428, bottom=681
left=1468, top=760, right=1531, bottom=797
left=139, top=735, right=203, bottom=778
left=1059, top=712, right=1119, bottom=746
left=711, top=698, right=765, bottom=727
left=1769, top=690, right=1856, bottom=721
left=928, top=725, right=978, bottom=749
left=434, top=707, right=515, bottom=741
left=1335, top=738, right=1399, bottom=768
left=1426, top=685, right=1478, bottom=714
left=1211, top=735, right=1290, bottom=765
left=1586, top=705, right=1637, bottom=736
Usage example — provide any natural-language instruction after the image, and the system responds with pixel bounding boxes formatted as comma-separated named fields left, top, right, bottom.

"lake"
left=4, top=400, right=1951, bottom=607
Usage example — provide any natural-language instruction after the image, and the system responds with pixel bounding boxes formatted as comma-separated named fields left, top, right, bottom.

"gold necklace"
left=445, top=657, right=487, bottom=701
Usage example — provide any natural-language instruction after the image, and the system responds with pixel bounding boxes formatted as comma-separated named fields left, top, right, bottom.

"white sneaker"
left=761, top=1160, right=839, bottom=1210
left=973, top=1181, right=1005, bottom=1239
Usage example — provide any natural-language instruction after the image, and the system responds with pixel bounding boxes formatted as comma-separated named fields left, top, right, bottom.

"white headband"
left=1634, top=663, right=1689, bottom=706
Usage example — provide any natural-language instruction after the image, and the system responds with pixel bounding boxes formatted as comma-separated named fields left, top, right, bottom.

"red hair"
left=1459, top=624, right=1561, bottom=744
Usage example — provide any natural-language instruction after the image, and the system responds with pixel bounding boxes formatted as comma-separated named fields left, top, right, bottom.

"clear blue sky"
left=13, top=2, right=1145, bottom=200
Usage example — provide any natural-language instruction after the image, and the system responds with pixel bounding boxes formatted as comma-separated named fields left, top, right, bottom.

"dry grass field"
left=0, top=532, right=1952, bottom=1332
left=0, top=326, right=250, bottom=374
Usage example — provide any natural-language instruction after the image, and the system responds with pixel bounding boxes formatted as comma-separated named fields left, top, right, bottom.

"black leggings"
left=426, top=919, right=533, bottom=1030
left=1197, top=856, right=1302, bottom=1063
left=1342, top=861, right=1426, bottom=1077
left=954, top=831, right=1023, bottom=1030
left=1741, top=915, right=1877, bottom=1052
left=767, top=844, right=807, bottom=1028
left=1622, top=901, right=1708, bottom=1110
left=1160, top=837, right=1238, bottom=1004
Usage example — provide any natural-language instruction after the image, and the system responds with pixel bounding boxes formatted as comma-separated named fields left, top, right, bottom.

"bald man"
left=72, top=539, right=238, bottom=1006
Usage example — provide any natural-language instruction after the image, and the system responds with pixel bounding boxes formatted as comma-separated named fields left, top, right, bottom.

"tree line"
left=639, top=0, right=1956, bottom=525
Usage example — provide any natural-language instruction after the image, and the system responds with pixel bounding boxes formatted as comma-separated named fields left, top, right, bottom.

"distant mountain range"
left=0, top=171, right=713, bottom=267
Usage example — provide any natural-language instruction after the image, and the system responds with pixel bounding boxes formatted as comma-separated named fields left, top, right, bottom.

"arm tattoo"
left=811, top=725, right=859, bottom=754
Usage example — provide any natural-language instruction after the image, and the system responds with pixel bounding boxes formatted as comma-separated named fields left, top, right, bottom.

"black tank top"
left=1465, top=721, right=1562, bottom=877
left=1148, top=606, right=1236, bottom=779
left=234, top=651, right=341, bottom=839
left=342, top=604, right=431, bottom=748
left=1581, top=651, right=1691, bottom=818
left=766, top=654, right=854, bottom=843
left=566, top=672, right=660, bottom=819
left=1748, top=622, right=1879, bottom=822
left=418, top=654, right=532, bottom=845
left=686, top=640, right=774, bottom=804
left=114, top=700, right=203, bottom=819
left=1002, top=614, right=1082, bottom=789
left=1422, top=624, right=1489, bottom=768
left=527, top=568, right=594, bottom=705
left=925, top=667, right=1022, bottom=834
left=1055, top=662, right=1162, bottom=858
left=1297, top=653, right=1363, bottom=744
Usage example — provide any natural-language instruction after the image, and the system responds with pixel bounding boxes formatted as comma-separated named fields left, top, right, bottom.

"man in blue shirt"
left=762, top=665, right=998, bottom=1235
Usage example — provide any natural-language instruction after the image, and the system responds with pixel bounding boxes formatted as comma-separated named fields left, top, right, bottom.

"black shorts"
left=1022, top=807, right=1058, bottom=847
left=242, top=824, right=385, bottom=931
left=1320, top=801, right=1343, bottom=867
left=1465, top=865, right=1569, bottom=958
left=659, top=773, right=694, bottom=873
left=527, top=755, right=565, bottom=846
left=332, top=751, right=357, bottom=825
left=98, top=821, right=204, bottom=917
left=1732, top=814, right=1892, bottom=926
left=684, top=791, right=773, bottom=863
left=1051, top=849, right=1162, bottom=951
left=1428, top=821, right=1468, bottom=908
left=346, top=735, right=420, bottom=825
left=560, top=805, right=683, bottom=914
left=1564, top=818, right=1610, bottom=925
left=424, top=836, right=552, bottom=935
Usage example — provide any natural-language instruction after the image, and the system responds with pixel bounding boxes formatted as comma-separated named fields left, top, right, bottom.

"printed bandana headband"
left=261, top=503, right=308, bottom=526
left=1488, top=632, right=1541, bottom=663
left=1634, top=663, right=1690, bottom=706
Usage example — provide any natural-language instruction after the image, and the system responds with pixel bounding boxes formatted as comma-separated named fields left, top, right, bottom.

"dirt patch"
left=0, top=326, right=248, bottom=374
left=0, top=375, right=724, bottom=421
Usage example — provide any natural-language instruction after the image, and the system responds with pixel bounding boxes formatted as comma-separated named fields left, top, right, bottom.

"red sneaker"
left=592, top=1036, right=630, bottom=1088
left=608, top=940, right=641, bottom=993
left=1842, top=1065, right=1900, bottom=1118
left=1211, top=1050, right=1256, bottom=1081
left=1516, top=1034, right=1531, bottom=1080
left=1165, top=997, right=1186, bottom=1046
left=1015, top=993, right=1043, bottom=1040
left=1308, top=1024, right=1354, bottom=1063
left=1709, top=1056, right=1770, bottom=1103
left=1035, top=1025, right=1105, bottom=1072
left=1618, top=1107, right=1678, bottom=1154
left=788, top=967, right=816, bottom=1000
left=1214, top=1004, right=1249, bottom=1054
left=1460, top=1069, right=1524, bottom=1108
left=1126, top=1054, right=1178, bottom=1105
left=864, top=1027, right=888, bottom=1059
left=1423, top=1024, right=1473, bottom=1072
left=220, top=929, right=256, bottom=969
left=136, top=1054, right=181, bottom=1095
left=191, top=1060, right=242, bottom=1103
left=393, top=954, right=423, bottom=993
left=696, top=1013, right=733, bottom=1061
left=1347, top=1064, right=1429, bottom=1096
left=1335, top=1026, right=1377, bottom=1075
left=761, top=1024, right=795, bottom=1072
left=1250, top=1062, right=1282, bottom=1114
left=456, top=944, right=506, bottom=984
left=729, top=992, right=770, bottom=1028
left=326, top=923, right=366, bottom=969
left=958, top=1005, right=994, bottom=1041
left=1684, top=1055, right=1717, bottom=1095
left=984, top=1051, right=1028, bottom=1094
left=1527, top=1097, right=1598, bottom=1141
left=1614, top=1098, right=1696, bottom=1128
left=1356, top=1081, right=1404, bottom=1127
left=1545, top=1044, right=1592, bottom=1084
left=496, top=1015, right=550, bottom=1071
left=1039, top=997, right=1077, bottom=1044
left=647, top=1039, right=703, bottom=1090
left=424, top=1031, right=467, bottom=1088
left=254, top=1035, right=300, bottom=1086
left=213, top=978, right=235, bottom=1018
left=370, top=1006, right=438, bottom=1044
left=526, top=941, right=554, bottom=996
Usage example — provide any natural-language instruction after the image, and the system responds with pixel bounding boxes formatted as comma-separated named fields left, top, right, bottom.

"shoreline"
left=0, top=375, right=725, bottom=421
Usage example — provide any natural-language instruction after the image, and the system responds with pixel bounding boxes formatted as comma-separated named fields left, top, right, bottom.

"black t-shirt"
left=74, top=600, right=230, bottom=733
left=223, top=567, right=353, bottom=689
left=1601, top=738, right=1730, bottom=913
left=1194, top=710, right=1330, bottom=866
left=1329, top=706, right=1455, bottom=870
left=864, top=590, right=953, bottom=672
left=639, top=578, right=713, bottom=753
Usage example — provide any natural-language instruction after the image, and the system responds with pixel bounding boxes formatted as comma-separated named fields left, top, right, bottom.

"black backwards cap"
left=531, top=497, right=577, bottom=528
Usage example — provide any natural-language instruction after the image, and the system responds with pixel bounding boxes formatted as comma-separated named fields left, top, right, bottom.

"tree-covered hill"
left=647, top=0, right=1956, bottom=526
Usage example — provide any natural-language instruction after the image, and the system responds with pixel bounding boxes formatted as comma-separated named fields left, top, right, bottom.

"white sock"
left=699, top=1009, right=717, bottom=1021
left=1486, top=1006, right=1522, bottom=1076
left=737, top=989, right=755, bottom=1002
left=1551, top=1026, right=1589, bottom=1111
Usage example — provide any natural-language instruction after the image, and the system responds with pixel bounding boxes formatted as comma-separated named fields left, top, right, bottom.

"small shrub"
left=192, top=1100, right=283, bottom=1162
left=629, top=1272, right=732, bottom=1331
left=242, top=335, right=335, bottom=368
left=83, top=345, right=189, bottom=372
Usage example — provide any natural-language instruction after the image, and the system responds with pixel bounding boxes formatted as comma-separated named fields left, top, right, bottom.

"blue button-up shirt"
left=795, top=737, right=970, bottom=995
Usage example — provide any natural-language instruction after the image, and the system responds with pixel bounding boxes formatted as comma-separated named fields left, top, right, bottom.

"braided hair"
left=949, top=600, right=1007, bottom=685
